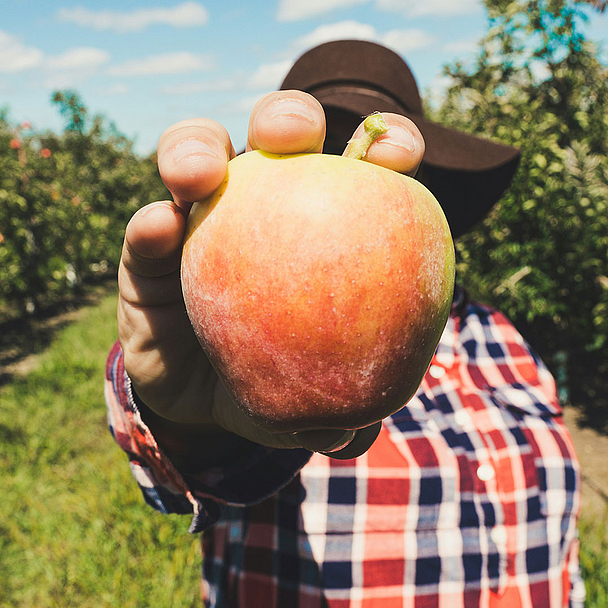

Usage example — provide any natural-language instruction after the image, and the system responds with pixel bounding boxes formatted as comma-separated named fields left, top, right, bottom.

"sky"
left=1, top=0, right=607, bottom=155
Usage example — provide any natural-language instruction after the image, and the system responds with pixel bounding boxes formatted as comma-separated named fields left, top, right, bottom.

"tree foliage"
left=52, top=90, right=87, bottom=134
left=0, top=93, right=168, bottom=316
left=431, top=0, right=608, bottom=418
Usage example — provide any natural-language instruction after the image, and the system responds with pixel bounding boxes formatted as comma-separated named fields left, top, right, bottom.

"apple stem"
left=343, top=112, right=389, bottom=160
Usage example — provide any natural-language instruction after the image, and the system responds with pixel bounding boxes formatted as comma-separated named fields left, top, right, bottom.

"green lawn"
left=0, top=291, right=201, bottom=608
left=1, top=289, right=606, bottom=607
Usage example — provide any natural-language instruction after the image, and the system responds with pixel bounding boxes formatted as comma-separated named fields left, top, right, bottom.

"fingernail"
left=385, top=126, right=417, bottom=153
left=266, top=99, right=315, bottom=122
left=138, top=201, right=167, bottom=217
left=172, top=139, right=219, bottom=164
left=318, top=430, right=356, bottom=454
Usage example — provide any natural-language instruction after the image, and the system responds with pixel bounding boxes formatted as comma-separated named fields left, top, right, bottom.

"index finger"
left=246, top=91, right=326, bottom=155
left=157, top=118, right=236, bottom=210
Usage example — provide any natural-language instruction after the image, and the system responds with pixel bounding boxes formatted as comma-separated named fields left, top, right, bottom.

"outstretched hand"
left=118, top=90, right=425, bottom=459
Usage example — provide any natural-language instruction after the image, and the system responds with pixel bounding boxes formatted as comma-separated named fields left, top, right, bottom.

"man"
left=106, top=40, right=584, bottom=607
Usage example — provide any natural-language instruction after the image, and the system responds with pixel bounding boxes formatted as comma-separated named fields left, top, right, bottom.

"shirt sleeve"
left=105, top=341, right=311, bottom=533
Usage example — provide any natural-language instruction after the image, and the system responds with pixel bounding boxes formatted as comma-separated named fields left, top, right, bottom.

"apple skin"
left=181, top=150, right=455, bottom=433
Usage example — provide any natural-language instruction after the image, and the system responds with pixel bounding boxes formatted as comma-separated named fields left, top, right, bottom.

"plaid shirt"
left=106, top=288, right=585, bottom=607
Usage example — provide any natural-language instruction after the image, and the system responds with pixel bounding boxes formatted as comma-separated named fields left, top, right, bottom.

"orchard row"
left=0, top=92, right=167, bottom=318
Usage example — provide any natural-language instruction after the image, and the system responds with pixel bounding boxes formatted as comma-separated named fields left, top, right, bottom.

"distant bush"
left=0, top=91, right=168, bottom=317
left=431, top=0, right=608, bottom=414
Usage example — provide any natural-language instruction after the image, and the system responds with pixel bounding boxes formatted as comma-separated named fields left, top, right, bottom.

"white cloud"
left=198, top=94, right=267, bottom=140
left=247, top=60, right=292, bottom=90
left=41, top=73, right=80, bottom=90
left=161, top=78, right=236, bottom=95
left=108, top=52, right=213, bottom=76
left=376, top=0, right=481, bottom=17
left=276, top=0, right=481, bottom=20
left=217, top=94, right=267, bottom=116
left=381, top=29, right=436, bottom=54
left=38, top=47, right=111, bottom=89
left=292, top=21, right=378, bottom=52
left=290, top=21, right=434, bottom=56
left=45, top=47, right=110, bottom=70
left=56, top=1, right=209, bottom=33
left=277, top=0, right=367, bottom=21
left=0, top=30, right=43, bottom=73
left=160, top=61, right=292, bottom=96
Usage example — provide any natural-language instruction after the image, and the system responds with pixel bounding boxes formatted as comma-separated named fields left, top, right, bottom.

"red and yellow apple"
left=181, top=147, right=455, bottom=433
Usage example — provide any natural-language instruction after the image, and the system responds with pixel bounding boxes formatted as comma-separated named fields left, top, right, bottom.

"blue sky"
left=1, top=0, right=606, bottom=155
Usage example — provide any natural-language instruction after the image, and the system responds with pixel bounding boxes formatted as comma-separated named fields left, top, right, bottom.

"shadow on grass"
left=570, top=366, right=608, bottom=435
left=0, top=275, right=117, bottom=387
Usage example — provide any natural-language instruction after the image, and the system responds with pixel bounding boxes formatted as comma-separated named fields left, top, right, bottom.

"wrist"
left=132, top=387, right=253, bottom=472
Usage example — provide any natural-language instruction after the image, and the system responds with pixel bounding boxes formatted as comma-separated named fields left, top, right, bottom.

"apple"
left=181, top=116, right=455, bottom=433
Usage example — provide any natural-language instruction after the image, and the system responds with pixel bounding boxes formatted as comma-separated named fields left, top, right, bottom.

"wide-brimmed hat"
left=280, top=39, right=520, bottom=237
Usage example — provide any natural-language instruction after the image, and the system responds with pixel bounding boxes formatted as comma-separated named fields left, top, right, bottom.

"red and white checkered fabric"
left=106, top=289, right=584, bottom=607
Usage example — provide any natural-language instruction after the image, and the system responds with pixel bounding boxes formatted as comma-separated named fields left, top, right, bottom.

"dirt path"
left=0, top=280, right=116, bottom=385
left=563, top=406, right=608, bottom=525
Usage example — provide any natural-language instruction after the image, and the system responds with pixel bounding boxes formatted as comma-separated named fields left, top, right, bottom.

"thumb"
left=119, top=201, right=188, bottom=311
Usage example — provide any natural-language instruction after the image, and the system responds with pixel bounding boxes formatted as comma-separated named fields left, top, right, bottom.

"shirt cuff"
left=105, top=341, right=311, bottom=532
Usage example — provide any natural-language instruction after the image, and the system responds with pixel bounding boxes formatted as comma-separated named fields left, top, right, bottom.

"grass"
left=1, top=288, right=607, bottom=607
left=0, top=290, right=201, bottom=607
left=580, top=513, right=608, bottom=607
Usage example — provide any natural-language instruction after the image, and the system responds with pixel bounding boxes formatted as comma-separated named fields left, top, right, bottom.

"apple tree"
left=0, top=93, right=167, bottom=317
left=430, top=0, right=608, bottom=419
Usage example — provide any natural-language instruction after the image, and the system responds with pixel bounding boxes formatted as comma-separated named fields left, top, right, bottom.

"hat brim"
left=315, top=87, right=519, bottom=172
left=311, top=88, right=520, bottom=237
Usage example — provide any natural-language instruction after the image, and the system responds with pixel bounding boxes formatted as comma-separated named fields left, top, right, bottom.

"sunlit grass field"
left=1, top=289, right=606, bottom=607
left=0, top=291, right=201, bottom=607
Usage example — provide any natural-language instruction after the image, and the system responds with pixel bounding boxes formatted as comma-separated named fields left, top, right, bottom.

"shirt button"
left=491, top=526, right=508, bottom=546
left=454, top=410, right=470, bottom=426
left=476, top=464, right=495, bottom=481
left=428, top=365, right=445, bottom=379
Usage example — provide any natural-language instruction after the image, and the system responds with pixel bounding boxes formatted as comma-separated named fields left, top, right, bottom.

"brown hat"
left=280, top=39, right=520, bottom=237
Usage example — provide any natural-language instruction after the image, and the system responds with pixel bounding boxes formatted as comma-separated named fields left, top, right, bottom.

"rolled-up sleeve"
left=105, top=341, right=311, bottom=532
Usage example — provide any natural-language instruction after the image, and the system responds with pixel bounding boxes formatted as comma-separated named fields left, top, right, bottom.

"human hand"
left=118, top=90, right=425, bottom=458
